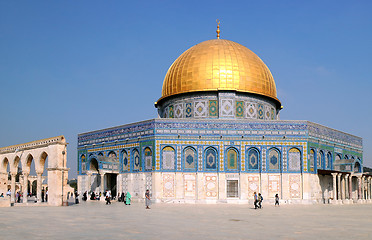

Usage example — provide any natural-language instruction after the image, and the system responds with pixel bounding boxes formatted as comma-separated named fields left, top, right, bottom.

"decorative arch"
left=1, top=157, right=9, bottom=173
left=107, top=151, right=117, bottom=160
left=334, top=154, right=341, bottom=166
left=318, top=150, right=325, bottom=169
left=183, top=147, right=196, bottom=170
left=205, top=147, right=218, bottom=171
left=268, top=148, right=281, bottom=170
left=162, top=146, right=175, bottom=170
left=226, top=147, right=239, bottom=170
left=121, top=150, right=129, bottom=171
left=22, top=153, right=34, bottom=174
left=246, top=147, right=260, bottom=170
left=12, top=155, right=21, bottom=174
left=37, top=152, right=48, bottom=174
left=144, top=147, right=152, bottom=170
left=288, top=148, right=301, bottom=171
left=89, top=157, right=99, bottom=172
left=132, top=149, right=140, bottom=171
left=80, top=154, right=87, bottom=172
left=354, top=162, right=361, bottom=173
left=326, top=152, right=332, bottom=169
left=309, top=149, right=315, bottom=172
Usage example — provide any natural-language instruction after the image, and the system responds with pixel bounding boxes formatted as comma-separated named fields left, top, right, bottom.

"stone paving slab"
left=1, top=201, right=372, bottom=240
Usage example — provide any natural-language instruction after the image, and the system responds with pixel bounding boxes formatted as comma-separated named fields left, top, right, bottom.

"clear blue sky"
left=1, top=0, right=371, bottom=178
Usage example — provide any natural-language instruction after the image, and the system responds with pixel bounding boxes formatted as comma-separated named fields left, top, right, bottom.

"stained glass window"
left=226, top=148, right=238, bottom=170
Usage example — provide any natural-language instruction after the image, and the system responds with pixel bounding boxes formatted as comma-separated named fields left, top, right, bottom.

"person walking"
left=83, top=191, right=87, bottom=201
left=75, top=191, right=79, bottom=204
left=253, top=192, right=258, bottom=209
left=41, top=188, right=45, bottom=202
left=258, top=193, right=263, bottom=209
left=125, top=192, right=131, bottom=205
left=120, top=192, right=125, bottom=203
left=145, top=189, right=151, bottom=209
left=275, top=193, right=280, bottom=206
left=105, top=190, right=111, bottom=205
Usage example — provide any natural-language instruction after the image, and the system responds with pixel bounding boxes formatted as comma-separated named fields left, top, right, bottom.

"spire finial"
left=216, top=19, right=220, bottom=39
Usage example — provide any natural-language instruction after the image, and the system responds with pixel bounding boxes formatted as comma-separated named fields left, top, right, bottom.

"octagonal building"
left=77, top=31, right=365, bottom=204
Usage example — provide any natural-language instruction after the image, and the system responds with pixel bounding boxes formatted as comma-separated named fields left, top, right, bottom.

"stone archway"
left=0, top=136, right=69, bottom=206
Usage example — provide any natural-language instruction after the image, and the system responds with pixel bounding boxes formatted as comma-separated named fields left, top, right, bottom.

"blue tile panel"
left=77, top=119, right=363, bottom=175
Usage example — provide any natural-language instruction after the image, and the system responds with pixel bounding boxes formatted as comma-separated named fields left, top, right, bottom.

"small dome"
left=158, top=39, right=280, bottom=107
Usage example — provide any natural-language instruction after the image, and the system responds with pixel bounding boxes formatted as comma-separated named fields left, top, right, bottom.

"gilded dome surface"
left=159, top=39, right=280, bottom=106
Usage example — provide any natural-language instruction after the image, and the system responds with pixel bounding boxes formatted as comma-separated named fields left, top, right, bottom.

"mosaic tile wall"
left=157, top=91, right=278, bottom=120
left=78, top=118, right=362, bottom=176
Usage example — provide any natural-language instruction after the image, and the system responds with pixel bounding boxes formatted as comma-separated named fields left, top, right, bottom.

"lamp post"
left=62, top=145, right=68, bottom=206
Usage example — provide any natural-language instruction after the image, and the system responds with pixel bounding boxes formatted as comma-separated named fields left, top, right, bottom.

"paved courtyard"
left=1, top=201, right=372, bottom=240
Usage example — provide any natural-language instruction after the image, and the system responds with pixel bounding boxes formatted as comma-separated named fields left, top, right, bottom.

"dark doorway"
left=106, top=173, right=117, bottom=198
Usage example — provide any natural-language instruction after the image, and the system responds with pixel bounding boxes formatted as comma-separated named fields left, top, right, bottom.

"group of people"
left=80, top=189, right=151, bottom=209
left=117, top=192, right=132, bottom=205
left=254, top=192, right=280, bottom=209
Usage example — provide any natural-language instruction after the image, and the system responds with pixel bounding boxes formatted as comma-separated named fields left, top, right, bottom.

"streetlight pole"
left=62, top=143, right=68, bottom=206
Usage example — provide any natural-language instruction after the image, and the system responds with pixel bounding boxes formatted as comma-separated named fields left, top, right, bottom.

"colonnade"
left=7, top=172, right=46, bottom=204
left=0, top=136, right=69, bottom=206
left=331, top=173, right=372, bottom=203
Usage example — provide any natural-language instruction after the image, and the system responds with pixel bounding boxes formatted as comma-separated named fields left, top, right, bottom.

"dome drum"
left=157, top=90, right=279, bottom=120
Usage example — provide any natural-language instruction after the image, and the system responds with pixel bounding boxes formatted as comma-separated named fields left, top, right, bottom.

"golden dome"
left=159, top=39, right=280, bottom=106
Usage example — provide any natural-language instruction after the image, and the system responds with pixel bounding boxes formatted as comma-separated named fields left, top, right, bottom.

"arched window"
left=309, top=149, right=315, bottom=172
left=226, top=148, right=238, bottom=170
left=326, top=152, right=332, bottom=169
left=318, top=150, right=324, bottom=169
left=183, top=147, right=196, bottom=170
left=162, top=146, right=175, bottom=170
left=247, top=148, right=259, bottom=170
left=354, top=162, right=361, bottom=173
left=133, top=149, right=140, bottom=171
left=205, top=147, right=218, bottom=170
left=344, top=155, right=349, bottom=159
left=144, top=147, right=152, bottom=170
left=90, top=158, right=99, bottom=172
left=122, top=150, right=128, bottom=171
left=288, top=148, right=301, bottom=171
left=268, top=148, right=280, bottom=170
left=80, top=155, right=86, bottom=172
left=108, top=151, right=117, bottom=158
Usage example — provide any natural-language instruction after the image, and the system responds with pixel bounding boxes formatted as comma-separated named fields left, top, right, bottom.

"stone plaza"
left=0, top=200, right=372, bottom=239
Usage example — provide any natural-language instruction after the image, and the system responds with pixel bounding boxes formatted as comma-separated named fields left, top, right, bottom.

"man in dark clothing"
left=41, top=188, right=45, bottom=202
